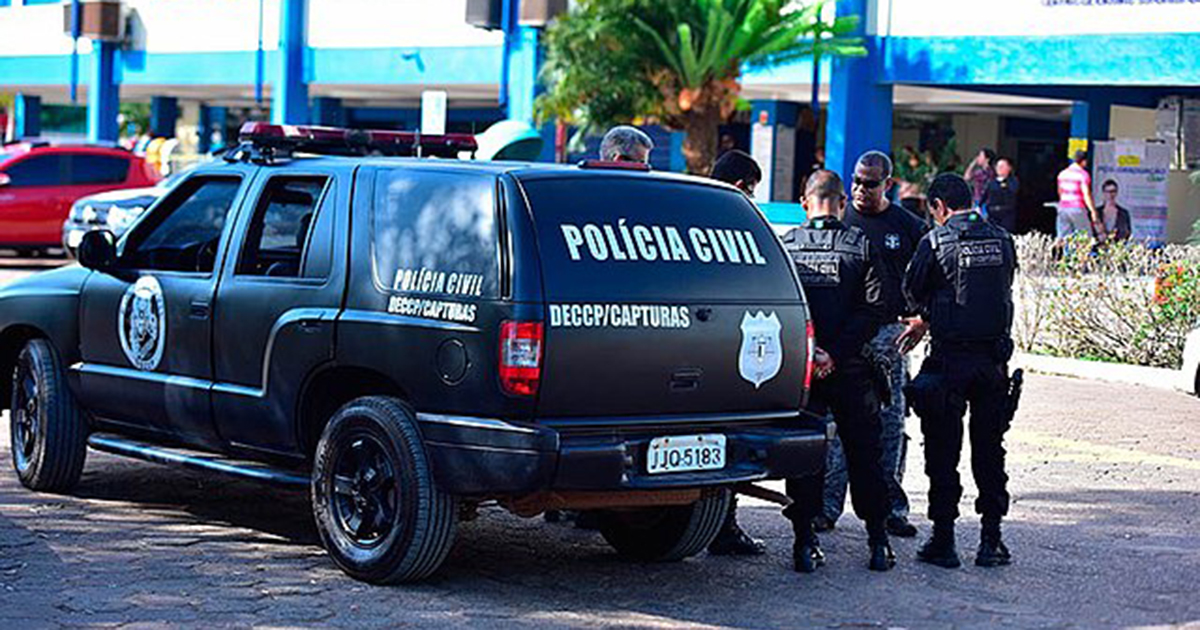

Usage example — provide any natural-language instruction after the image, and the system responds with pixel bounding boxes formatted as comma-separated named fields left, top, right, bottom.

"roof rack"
left=230, top=122, right=478, bottom=163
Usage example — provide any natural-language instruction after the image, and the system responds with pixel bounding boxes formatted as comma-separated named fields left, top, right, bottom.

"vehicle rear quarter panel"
left=337, top=166, right=537, bottom=420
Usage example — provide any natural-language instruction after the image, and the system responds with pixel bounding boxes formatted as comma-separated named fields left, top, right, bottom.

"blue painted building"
left=1, top=0, right=1198, bottom=239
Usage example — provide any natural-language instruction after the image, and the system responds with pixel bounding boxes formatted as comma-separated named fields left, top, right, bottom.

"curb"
left=1011, top=352, right=1188, bottom=392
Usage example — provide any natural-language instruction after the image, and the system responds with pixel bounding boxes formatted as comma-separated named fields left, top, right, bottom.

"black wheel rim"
left=330, top=432, right=398, bottom=548
left=11, top=360, right=39, bottom=473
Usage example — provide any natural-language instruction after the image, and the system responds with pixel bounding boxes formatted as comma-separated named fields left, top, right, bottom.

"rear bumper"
left=418, top=412, right=829, bottom=496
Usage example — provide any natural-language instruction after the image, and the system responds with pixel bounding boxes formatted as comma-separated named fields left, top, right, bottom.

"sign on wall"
left=1093, top=139, right=1171, bottom=246
left=421, top=90, right=448, bottom=137
left=875, top=0, right=1200, bottom=37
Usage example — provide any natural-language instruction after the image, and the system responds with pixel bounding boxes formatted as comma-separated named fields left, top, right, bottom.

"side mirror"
left=78, top=230, right=117, bottom=271
left=0, top=173, right=10, bottom=187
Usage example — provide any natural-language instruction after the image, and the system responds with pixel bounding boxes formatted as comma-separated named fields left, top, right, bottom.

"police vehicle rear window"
left=520, top=177, right=798, bottom=302
left=372, top=170, right=499, bottom=299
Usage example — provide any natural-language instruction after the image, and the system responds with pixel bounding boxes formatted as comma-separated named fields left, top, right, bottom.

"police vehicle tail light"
left=499, top=321, right=544, bottom=396
left=237, top=122, right=478, bottom=158
left=803, top=321, right=815, bottom=390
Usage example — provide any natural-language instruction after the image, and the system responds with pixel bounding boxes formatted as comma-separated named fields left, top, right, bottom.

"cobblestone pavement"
left=2, top=264, right=1200, bottom=628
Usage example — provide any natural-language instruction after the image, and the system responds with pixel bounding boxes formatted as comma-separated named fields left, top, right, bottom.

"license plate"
left=66, top=230, right=85, bottom=248
left=646, top=434, right=726, bottom=475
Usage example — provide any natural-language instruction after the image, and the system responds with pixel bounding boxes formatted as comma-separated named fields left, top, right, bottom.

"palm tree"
left=537, top=0, right=862, bottom=174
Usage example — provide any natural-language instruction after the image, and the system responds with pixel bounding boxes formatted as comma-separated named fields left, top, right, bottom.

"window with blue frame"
left=0, top=0, right=11, bottom=7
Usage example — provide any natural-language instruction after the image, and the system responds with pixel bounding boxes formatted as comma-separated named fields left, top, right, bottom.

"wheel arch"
left=296, top=364, right=410, bottom=460
left=0, top=324, right=51, bottom=411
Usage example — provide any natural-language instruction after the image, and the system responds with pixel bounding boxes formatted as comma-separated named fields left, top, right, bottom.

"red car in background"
left=0, top=143, right=160, bottom=255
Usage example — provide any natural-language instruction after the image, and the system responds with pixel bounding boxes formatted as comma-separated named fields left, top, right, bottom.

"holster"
left=864, top=347, right=893, bottom=404
left=1003, top=368, right=1024, bottom=432
left=904, top=370, right=946, bottom=420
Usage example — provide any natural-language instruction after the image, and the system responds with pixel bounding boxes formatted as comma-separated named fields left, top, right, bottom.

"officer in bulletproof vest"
left=779, top=170, right=895, bottom=573
left=705, top=149, right=768, bottom=557
left=902, top=173, right=1022, bottom=569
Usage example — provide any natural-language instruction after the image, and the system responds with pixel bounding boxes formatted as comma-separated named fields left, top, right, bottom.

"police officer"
left=781, top=170, right=895, bottom=573
left=599, top=125, right=654, bottom=164
left=826, top=150, right=926, bottom=539
left=705, top=149, right=767, bottom=556
left=710, top=149, right=761, bottom=196
left=902, top=173, right=1018, bottom=569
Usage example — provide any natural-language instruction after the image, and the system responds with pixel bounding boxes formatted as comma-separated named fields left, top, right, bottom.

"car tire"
left=311, top=396, right=458, bottom=584
left=9, top=339, right=88, bottom=492
left=598, top=487, right=732, bottom=562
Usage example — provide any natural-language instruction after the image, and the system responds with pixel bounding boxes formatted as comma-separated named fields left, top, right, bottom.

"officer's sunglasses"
left=853, top=176, right=884, bottom=190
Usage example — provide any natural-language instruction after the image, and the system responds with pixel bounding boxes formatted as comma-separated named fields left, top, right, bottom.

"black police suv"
left=0, top=123, right=824, bottom=583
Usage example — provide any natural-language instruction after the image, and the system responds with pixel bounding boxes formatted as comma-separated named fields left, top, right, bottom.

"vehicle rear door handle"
left=189, top=300, right=210, bottom=320
left=670, top=368, right=702, bottom=392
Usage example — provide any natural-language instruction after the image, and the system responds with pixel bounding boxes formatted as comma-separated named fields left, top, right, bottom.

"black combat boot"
left=975, top=517, right=1012, bottom=567
left=866, top=521, right=896, bottom=572
left=709, top=522, right=767, bottom=556
left=793, top=524, right=826, bottom=574
left=709, top=497, right=767, bottom=556
left=917, top=520, right=962, bottom=568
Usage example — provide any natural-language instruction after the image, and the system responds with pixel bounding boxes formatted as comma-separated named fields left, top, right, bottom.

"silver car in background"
left=62, top=170, right=185, bottom=256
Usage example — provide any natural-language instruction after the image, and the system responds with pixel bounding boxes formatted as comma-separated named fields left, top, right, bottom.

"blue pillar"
left=669, top=131, right=687, bottom=173
left=1070, top=97, right=1110, bottom=158
left=273, top=0, right=309, bottom=125
left=536, top=122, right=556, bottom=163
left=149, top=96, right=179, bottom=138
left=505, top=26, right=540, bottom=124
left=311, top=97, right=345, bottom=127
left=197, top=105, right=213, bottom=153
left=88, top=40, right=121, bottom=144
left=751, top=100, right=801, bottom=202
left=826, top=1, right=892, bottom=188
left=13, top=93, right=41, bottom=139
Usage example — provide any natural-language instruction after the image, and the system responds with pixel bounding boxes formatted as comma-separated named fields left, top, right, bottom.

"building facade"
left=2, top=0, right=1199, bottom=240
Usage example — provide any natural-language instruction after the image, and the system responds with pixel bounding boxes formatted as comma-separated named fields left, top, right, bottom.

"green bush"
left=1014, top=234, right=1200, bottom=369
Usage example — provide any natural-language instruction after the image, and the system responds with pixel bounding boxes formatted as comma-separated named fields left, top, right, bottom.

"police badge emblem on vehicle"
left=739, top=311, right=783, bottom=388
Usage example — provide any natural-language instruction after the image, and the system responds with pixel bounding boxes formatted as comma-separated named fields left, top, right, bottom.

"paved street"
left=1, top=261, right=1200, bottom=628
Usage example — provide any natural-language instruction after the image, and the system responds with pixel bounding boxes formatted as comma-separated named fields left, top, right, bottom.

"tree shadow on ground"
left=70, top=454, right=317, bottom=544
left=4, top=432, right=1200, bottom=628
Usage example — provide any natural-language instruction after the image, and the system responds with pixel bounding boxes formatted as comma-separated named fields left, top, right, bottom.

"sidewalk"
left=1012, top=352, right=1187, bottom=392
left=909, top=343, right=1190, bottom=393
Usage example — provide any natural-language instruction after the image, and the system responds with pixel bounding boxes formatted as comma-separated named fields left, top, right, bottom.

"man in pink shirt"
left=1056, top=150, right=1105, bottom=240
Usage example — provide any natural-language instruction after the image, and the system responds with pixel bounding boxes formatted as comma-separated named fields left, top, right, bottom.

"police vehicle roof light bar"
left=577, top=159, right=651, bottom=172
left=237, top=122, right=478, bottom=159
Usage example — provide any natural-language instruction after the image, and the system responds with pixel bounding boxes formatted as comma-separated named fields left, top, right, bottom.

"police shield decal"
left=118, top=275, right=167, bottom=371
left=738, top=311, right=783, bottom=389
